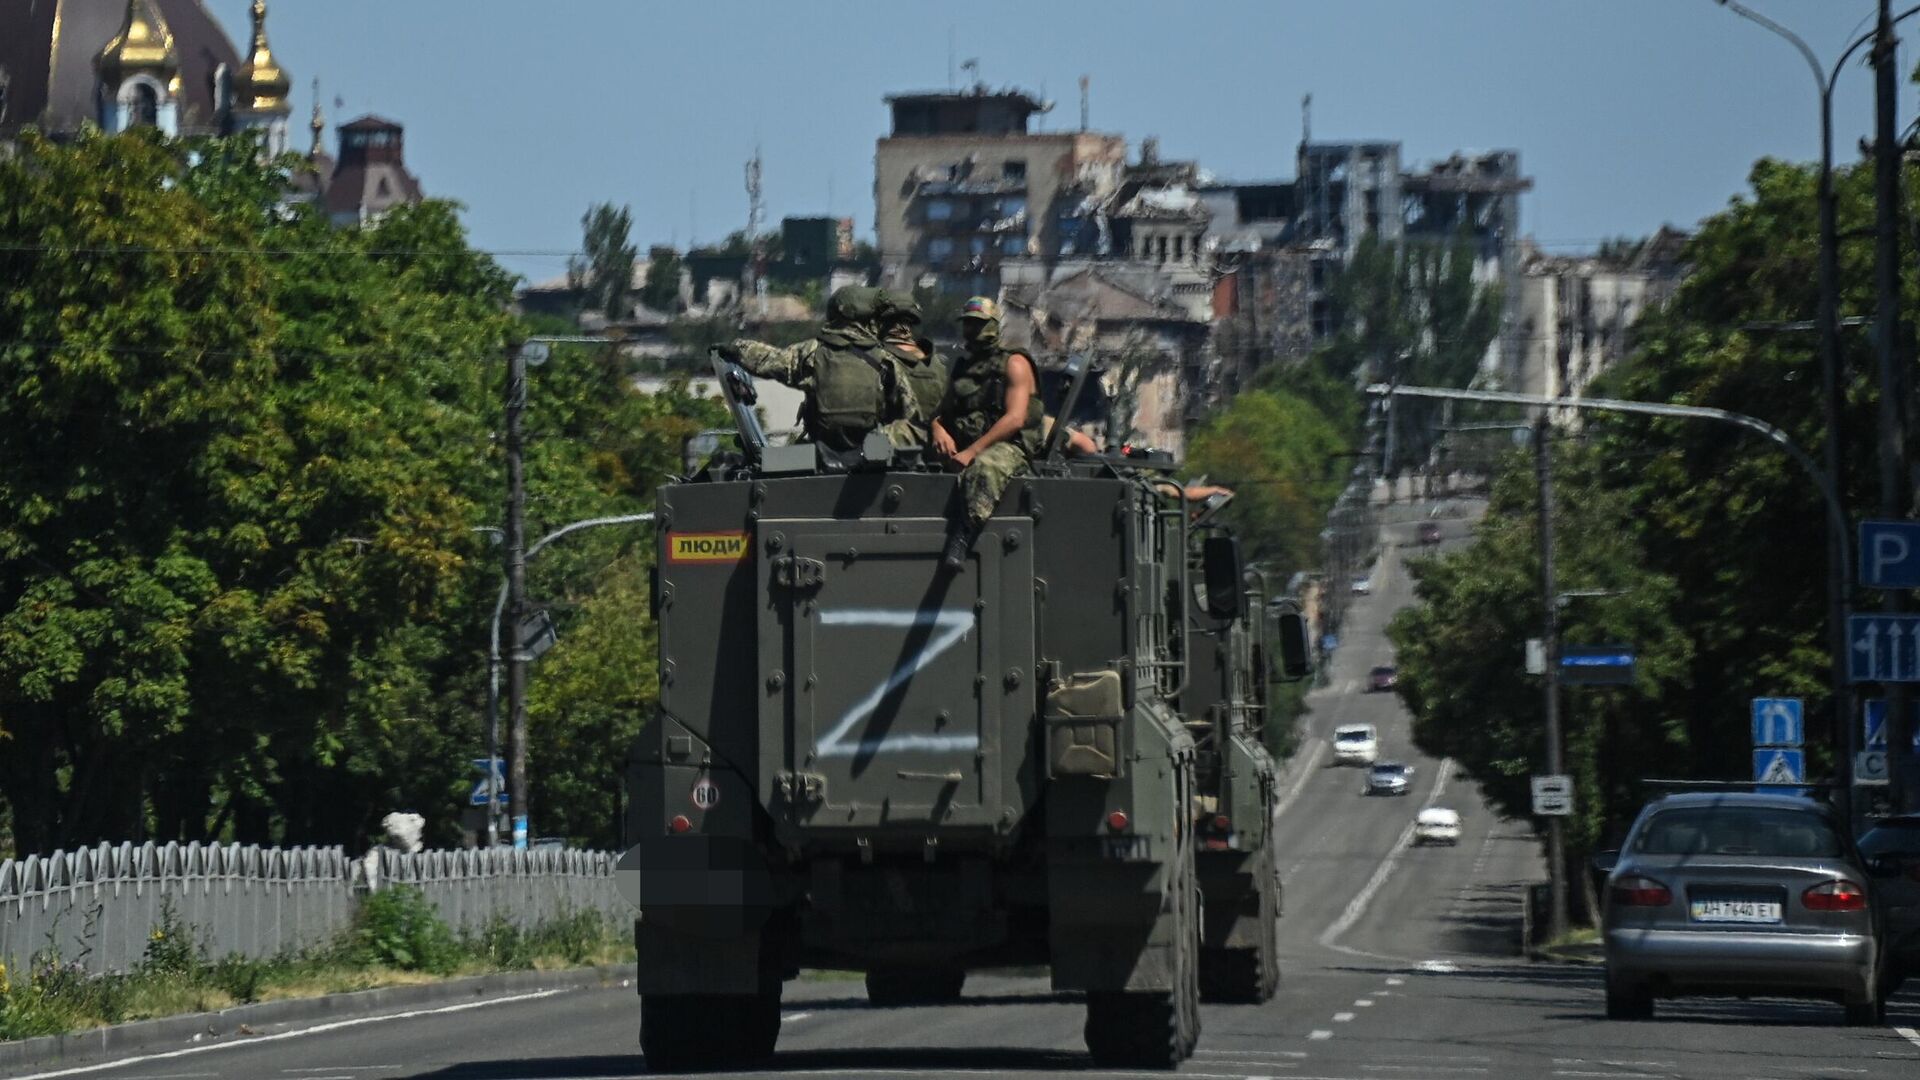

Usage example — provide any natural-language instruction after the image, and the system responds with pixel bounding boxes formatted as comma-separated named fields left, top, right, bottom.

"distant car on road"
left=1367, top=666, right=1397, bottom=693
left=1857, top=813, right=1920, bottom=992
left=1414, top=807, right=1462, bottom=846
left=1598, top=792, right=1893, bottom=1025
left=1365, top=762, right=1414, bottom=796
left=1331, top=724, right=1379, bottom=766
left=1416, top=522, right=1443, bottom=545
left=1350, top=574, right=1373, bottom=595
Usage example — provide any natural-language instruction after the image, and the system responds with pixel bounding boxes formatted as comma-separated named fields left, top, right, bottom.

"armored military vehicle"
left=623, top=356, right=1308, bottom=1071
left=1176, top=500, right=1304, bottom=1004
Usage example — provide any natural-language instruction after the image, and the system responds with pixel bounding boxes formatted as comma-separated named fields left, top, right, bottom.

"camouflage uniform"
left=939, top=298, right=1044, bottom=526
left=875, top=290, right=950, bottom=448
left=726, top=286, right=914, bottom=450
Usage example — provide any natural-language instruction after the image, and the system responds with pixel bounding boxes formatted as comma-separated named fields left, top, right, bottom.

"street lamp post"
left=483, top=512, right=655, bottom=847
left=1368, top=384, right=1854, bottom=823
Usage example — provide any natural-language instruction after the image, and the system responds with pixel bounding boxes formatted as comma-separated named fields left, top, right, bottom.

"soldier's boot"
left=941, top=522, right=981, bottom=573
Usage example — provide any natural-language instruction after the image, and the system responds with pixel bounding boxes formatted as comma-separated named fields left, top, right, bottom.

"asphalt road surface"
left=11, top=510, right=1919, bottom=1080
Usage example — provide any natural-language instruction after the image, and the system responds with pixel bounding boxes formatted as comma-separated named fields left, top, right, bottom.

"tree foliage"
left=568, top=203, right=637, bottom=320
left=1388, top=154, right=1913, bottom=897
left=0, top=132, right=719, bottom=856
left=1184, top=388, right=1348, bottom=574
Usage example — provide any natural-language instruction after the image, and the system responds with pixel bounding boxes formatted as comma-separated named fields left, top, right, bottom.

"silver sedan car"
left=1598, top=792, right=1889, bottom=1025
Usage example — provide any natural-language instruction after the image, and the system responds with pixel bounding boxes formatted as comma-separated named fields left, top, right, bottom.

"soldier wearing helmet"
left=932, top=295, right=1045, bottom=570
left=874, top=289, right=950, bottom=448
left=716, top=286, right=914, bottom=451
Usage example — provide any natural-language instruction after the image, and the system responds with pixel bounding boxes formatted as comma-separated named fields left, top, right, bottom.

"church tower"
left=94, top=0, right=181, bottom=135
left=234, top=1, right=292, bottom=153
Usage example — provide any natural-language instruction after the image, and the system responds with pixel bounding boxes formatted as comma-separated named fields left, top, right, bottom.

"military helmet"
left=876, top=289, right=922, bottom=324
left=959, top=295, right=1001, bottom=323
left=827, top=285, right=883, bottom=323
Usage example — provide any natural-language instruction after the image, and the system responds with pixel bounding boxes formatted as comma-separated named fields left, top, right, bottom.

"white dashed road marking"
left=1332, top=1011, right=1356, bottom=1022
left=1309, top=1029, right=1334, bottom=1040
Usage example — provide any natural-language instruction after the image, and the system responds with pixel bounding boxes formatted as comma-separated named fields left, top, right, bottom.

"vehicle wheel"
left=1843, top=986, right=1885, bottom=1027
left=641, top=978, right=784, bottom=1071
left=865, top=967, right=966, bottom=1006
left=1085, top=842, right=1200, bottom=1066
left=1198, top=844, right=1280, bottom=1004
left=1603, top=978, right=1652, bottom=1020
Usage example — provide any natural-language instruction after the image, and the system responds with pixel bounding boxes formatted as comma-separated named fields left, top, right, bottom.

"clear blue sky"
left=219, top=1, right=1901, bottom=284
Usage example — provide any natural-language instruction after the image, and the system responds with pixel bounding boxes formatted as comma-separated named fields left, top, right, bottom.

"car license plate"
left=1689, top=899, right=1781, bottom=923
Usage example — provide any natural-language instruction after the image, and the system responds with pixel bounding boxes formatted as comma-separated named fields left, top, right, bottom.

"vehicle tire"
left=1843, top=984, right=1885, bottom=1027
left=1085, top=838, right=1200, bottom=1066
left=1198, top=844, right=1280, bottom=1004
left=641, top=978, right=784, bottom=1071
left=1603, top=978, right=1652, bottom=1020
left=865, top=967, right=966, bottom=1006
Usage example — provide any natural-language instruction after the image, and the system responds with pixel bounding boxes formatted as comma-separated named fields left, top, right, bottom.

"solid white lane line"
left=1308, top=1029, right=1334, bottom=1040
left=8, top=989, right=570, bottom=1080
left=1317, top=758, right=1454, bottom=960
left=1332, top=1011, right=1356, bottom=1022
left=1898, top=1026, right=1920, bottom=1049
left=1358, top=1067, right=1488, bottom=1074
left=1197, top=1050, right=1310, bottom=1059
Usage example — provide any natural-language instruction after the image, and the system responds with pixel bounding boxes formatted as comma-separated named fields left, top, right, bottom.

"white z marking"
left=815, top=608, right=977, bottom=757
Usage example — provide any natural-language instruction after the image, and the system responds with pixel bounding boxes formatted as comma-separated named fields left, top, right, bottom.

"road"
left=10, top=511, right=1919, bottom=1080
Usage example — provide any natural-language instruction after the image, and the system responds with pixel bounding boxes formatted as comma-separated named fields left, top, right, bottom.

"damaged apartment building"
left=872, top=82, right=1539, bottom=450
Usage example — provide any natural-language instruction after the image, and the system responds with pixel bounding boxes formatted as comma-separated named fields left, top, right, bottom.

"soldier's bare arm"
left=954, top=352, right=1037, bottom=467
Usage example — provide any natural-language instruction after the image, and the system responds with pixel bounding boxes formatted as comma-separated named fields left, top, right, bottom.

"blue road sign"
left=1753, top=747, right=1806, bottom=794
left=1860, top=520, right=1920, bottom=589
left=1561, top=646, right=1636, bottom=686
left=1750, top=698, right=1803, bottom=747
left=1863, top=699, right=1920, bottom=752
left=469, top=757, right=506, bottom=807
left=1848, top=614, right=1920, bottom=682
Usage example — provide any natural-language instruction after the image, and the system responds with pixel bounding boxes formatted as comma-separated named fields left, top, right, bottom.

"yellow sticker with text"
left=668, top=531, right=748, bottom=564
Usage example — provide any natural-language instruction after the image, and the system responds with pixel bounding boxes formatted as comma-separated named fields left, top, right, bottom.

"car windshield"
left=1632, top=806, right=1841, bottom=857
left=1335, top=730, right=1371, bottom=743
left=1858, top=817, right=1920, bottom=854
left=1370, top=765, right=1407, bottom=777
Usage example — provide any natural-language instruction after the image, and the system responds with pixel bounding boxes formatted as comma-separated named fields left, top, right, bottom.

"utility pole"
left=1535, top=411, right=1568, bottom=943
left=1873, top=0, right=1913, bottom=812
left=504, top=342, right=531, bottom=850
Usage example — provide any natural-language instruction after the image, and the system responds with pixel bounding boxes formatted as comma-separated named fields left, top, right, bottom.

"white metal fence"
left=0, top=842, right=626, bottom=976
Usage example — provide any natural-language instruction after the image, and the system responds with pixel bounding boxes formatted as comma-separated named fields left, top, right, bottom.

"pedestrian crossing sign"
left=1752, top=747, right=1805, bottom=794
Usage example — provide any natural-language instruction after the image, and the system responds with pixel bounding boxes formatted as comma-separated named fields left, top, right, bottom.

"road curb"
left=0, top=962, right=636, bottom=1073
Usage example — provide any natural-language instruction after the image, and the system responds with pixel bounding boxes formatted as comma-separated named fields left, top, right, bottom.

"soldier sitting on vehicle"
left=875, top=290, right=950, bottom=448
left=715, top=285, right=914, bottom=452
left=933, top=296, right=1045, bottom=571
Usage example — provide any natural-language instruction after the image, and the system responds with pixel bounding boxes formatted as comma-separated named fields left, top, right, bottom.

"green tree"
left=639, top=249, right=683, bottom=313
left=1184, top=388, right=1348, bottom=573
left=569, top=203, right=637, bottom=320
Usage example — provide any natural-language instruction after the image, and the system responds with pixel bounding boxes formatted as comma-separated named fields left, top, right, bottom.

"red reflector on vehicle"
left=1609, top=875, right=1671, bottom=907
left=1106, top=810, right=1129, bottom=833
left=1802, top=879, right=1866, bottom=912
left=668, top=815, right=692, bottom=835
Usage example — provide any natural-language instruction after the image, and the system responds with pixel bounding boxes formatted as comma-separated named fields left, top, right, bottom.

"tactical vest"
left=805, top=329, right=899, bottom=449
left=943, top=345, right=1045, bottom=455
left=884, top=342, right=950, bottom=424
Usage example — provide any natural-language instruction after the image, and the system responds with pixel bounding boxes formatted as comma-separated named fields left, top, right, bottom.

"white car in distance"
left=1414, top=807, right=1462, bottom=846
left=1332, top=723, right=1379, bottom=766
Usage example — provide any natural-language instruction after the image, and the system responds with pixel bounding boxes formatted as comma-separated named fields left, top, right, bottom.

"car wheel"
left=1604, top=978, right=1652, bottom=1020
left=1844, top=985, right=1885, bottom=1027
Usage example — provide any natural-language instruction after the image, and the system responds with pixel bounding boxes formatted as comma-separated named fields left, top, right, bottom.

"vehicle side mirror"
left=1274, top=609, right=1311, bottom=681
left=1590, top=850, right=1620, bottom=875
left=1201, top=535, right=1245, bottom=620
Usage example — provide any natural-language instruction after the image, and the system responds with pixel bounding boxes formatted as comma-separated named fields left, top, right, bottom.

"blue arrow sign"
left=1753, top=747, right=1805, bottom=795
left=1751, top=698, right=1803, bottom=748
left=1860, top=520, right=1920, bottom=589
left=1847, top=614, right=1920, bottom=682
left=469, top=757, right=506, bottom=807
